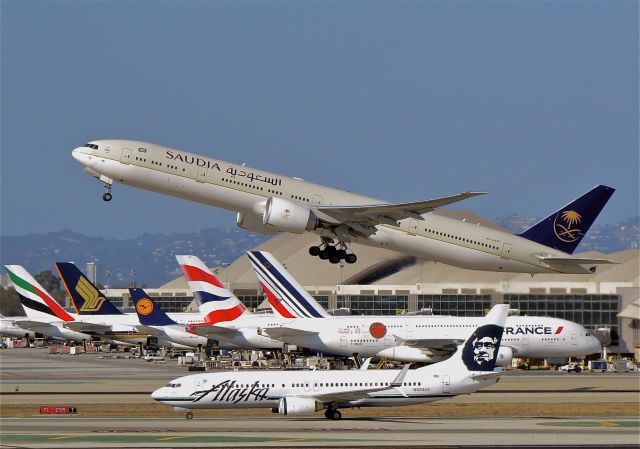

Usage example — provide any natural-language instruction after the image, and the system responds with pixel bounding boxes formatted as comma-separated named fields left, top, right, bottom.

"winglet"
left=390, top=363, right=411, bottom=387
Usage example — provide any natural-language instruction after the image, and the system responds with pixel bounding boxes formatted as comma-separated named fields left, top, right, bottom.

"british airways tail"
left=176, top=255, right=249, bottom=324
left=518, top=185, right=615, bottom=254
left=55, top=262, right=123, bottom=315
left=130, top=288, right=177, bottom=326
left=247, top=251, right=330, bottom=318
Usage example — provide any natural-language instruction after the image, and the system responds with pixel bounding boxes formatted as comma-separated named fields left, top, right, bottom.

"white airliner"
left=248, top=251, right=601, bottom=363
left=72, top=140, right=615, bottom=274
left=151, top=304, right=509, bottom=420
left=4, top=265, right=94, bottom=343
left=0, top=315, right=36, bottom=340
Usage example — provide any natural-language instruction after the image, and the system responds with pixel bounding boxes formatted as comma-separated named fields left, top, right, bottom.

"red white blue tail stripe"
left=176, top=255, right=248, bottom=324
left=247, top=251, right=330, bottom=319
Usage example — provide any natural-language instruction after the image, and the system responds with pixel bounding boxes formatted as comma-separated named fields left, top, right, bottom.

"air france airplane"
left=72, top=140, right=615, bottom=274
left=151, top=304, right=509, bottom=420
left=248, top=251, right=601, bottom=363
left=4, top=265, right=94, bottom=343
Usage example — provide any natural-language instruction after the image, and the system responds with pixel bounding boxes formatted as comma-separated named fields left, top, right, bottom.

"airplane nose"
left=72, top=148, right=84, bottom=162
left=151, top=388, right=164, bottom=401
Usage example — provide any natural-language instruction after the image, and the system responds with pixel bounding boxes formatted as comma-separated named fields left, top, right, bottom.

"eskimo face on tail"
left=462, top=324, right=503, bottom=371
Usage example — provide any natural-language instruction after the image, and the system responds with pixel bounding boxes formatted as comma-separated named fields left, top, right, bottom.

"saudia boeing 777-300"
left=72, top=140, right=615, bottom=274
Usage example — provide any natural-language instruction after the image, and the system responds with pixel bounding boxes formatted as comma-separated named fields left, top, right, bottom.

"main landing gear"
left=324, top=407, right=342, bottom=420
left=309, top=238, right=357, bottom=264
left=186, top=411, right=194, bottom=420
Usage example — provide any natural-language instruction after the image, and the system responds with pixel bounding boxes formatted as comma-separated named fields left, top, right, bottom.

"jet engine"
left=275, top=397, right=323, bottom=416
left=262, top=197, right=318, bottom=234
left=496, top=346, right=513, bottom=367
left=236, top=212, right=278, bottom=235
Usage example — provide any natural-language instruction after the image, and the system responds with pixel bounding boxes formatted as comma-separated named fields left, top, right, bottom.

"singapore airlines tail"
left=247, top=251, right=330, bottom=318
left=176, top=255, right=250, bottom=324
left=55, top=262, right=124, bottom=315
left=518, top=185, right=615, bottom=254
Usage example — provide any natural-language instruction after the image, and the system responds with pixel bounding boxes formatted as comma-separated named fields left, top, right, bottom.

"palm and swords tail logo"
left=553, top=210, right=583, bottom=243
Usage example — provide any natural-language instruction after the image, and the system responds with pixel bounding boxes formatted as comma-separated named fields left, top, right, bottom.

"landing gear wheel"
left=328, top=409, right=341, bottom=420
left=102, top=192, right=112, bottom=202
left=186, top=412, right=194, bottom=420
left=345, top=254, right=357, bottom=264
left=337, top=249, right=347, bottom=259
left=319, top=249, right=330, bottom=260
left=329, top=255, right=341, bottom=264
left=309, top=246, right=321, bottom=256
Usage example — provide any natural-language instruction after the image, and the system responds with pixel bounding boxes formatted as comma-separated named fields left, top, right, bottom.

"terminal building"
left=100, top=231, right=639, bottom=359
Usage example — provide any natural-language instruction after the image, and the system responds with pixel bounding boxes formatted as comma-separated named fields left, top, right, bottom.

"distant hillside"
left=0, top=227, right=268, bottom=288
left=1, top=217, right=638, bottom=287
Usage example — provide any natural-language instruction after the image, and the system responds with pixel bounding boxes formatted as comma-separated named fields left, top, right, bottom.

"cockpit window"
left=82, top=143, right=99, bottom=150
left=165, top=383, right=181, bottom=388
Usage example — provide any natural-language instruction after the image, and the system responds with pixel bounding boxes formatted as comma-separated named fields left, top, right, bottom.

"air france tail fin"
left=247, top=251, right=331, bottom=318
left=55, top=262, right=123, bottom=315
left=518, top=185, right=615, bottom=254
left=130, top=288, right=177, bottom=326
left=4, top=265, right=75, bottom=322
left=175, top=255, right=249, bottom=324
left=439, top=304, right=509, bottom=373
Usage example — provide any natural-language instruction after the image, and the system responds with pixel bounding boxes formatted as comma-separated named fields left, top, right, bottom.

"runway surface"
left=1, top=348, right=638, bottom=447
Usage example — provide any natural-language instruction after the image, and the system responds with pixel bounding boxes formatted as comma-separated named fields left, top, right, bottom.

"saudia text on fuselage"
left=193, top=379, right=271, bottom=404
left=165, top=150, right=283, bottom=186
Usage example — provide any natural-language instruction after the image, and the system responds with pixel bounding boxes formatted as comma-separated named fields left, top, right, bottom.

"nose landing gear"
left=309, top=238, right=357, bottom=264
left=102, top=183, right=112, bottom=202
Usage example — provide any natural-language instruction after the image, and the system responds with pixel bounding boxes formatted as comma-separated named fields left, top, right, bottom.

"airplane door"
left=196, top=166, right=207, bottom=183
left=407, top=219, right=419, bottom=236
left=304, top=382, right=311, bottom=392
left=121, top=148, right=132, bottom=164
left=313, top=382, right=319, bottom=392
left=502, top=243, right=512, bottom=257
left=571, top=333, right=578, bottom=345
left=195, top=377, right=205, bottom=392
left=442, top=375, right=450, bottom=393
left=312, top=194, right=323, bottom=205
left=340, top=337, right=347, bottom=348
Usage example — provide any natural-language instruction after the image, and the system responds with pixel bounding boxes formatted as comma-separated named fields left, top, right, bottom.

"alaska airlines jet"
left=4, top=265, right=94, bottom=343
left=248, top=251, right=601, bottom=362
left=72, top=140, right=615, bottom=274
left=151, top=304, right=508, bottom=420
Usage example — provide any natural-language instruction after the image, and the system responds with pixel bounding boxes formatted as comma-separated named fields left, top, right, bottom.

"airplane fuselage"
left=72, top=140, right=590, bottom=274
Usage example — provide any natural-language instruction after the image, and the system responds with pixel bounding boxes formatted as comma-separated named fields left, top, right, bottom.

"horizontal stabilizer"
left=536, top=256, right=618, bottom=265
left=135, top=325, right=165, bottom=337
left=263, top=326, right=319, bottom=340
left=189, top=324, right=241, bottom=337
left=63, top=321, right=110, bottom=333
left=14, top=320, right=61, bottom=331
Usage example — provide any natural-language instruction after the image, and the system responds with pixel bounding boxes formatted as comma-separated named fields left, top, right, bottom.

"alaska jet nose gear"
left=309, top=238, right=357, bottom=264
left=101, top=180, right=113, bottom=202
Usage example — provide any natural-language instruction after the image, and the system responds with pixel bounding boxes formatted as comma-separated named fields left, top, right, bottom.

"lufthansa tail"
left=518, top=185, right=615, bottom=254
left=130, top=288, right=177, bottom=326
left=55, top=262, right=123, bottom=315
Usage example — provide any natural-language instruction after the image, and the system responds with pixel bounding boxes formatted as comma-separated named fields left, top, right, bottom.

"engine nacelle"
left=375, top=346, right=437, bottom=363
left=496, top=346, right=513, bottom=367
left=236, top=212, right=278, bottom=235
left=275, top=397, right=322, bottom=416
left=262, top=197, right=318, bottom=234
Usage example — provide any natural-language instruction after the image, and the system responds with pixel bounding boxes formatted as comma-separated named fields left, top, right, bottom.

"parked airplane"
left=130, top=287, right=209, bottom=349
left=248, top=251, right=601, bottom=363
left=152, top=304, right=509, bottom=420
left=0, top=314, right=36, bottom=340
left=72, top=140, right=615, bottom=274
left=55, top=260, right=282, bottom=350
left=3, top=265, right=94, bottom=343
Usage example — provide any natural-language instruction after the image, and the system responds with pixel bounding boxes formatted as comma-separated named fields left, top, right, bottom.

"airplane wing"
left=63, top=322, right=111, bottom=333
left=309, top=364, right=411, bottom=403
left=262, top=327, right=319, bottom=340
left=314, top=192, right=486, bottom=228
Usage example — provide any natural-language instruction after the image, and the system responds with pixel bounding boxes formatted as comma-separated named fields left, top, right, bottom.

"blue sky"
left=1, top=1, right=638, bottom=238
